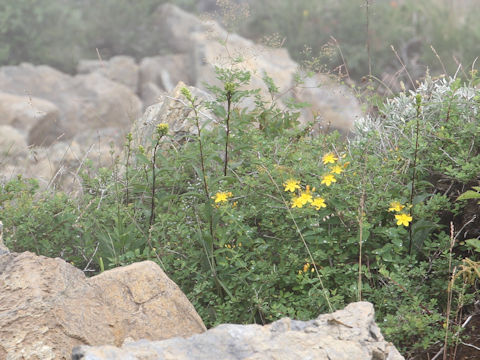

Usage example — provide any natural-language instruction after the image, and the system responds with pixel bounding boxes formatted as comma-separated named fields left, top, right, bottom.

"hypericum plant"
left=1, top=69, right=479, bottom=359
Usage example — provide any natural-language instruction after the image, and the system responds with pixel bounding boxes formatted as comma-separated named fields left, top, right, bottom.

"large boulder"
left=0, top=125, right=28, bottom=160
left=152, top=4, right=362, bottom=133
left=139, top=54, right=192, bottom=93
left=0, top=252, right=206, bottom=359
left=77, top=55, right=140, bottom=94
left=293, top=74, right=362, bottom=133
left=0, top=92, right=60, bottom=136
left=73, top=302, right=404, bottom=360
left=131, top=81, right=216, bottom=149
left=0, top=63, right=142, bottom=146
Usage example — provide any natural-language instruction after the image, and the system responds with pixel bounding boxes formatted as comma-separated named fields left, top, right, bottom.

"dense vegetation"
left=1, top=66, right=479, bottom=358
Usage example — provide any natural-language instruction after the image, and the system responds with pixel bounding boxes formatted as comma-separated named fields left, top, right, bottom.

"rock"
left=0, top=63, right=142, bottom=146
left=152, top=4, right=361, bottom=133
left=139, top=81, right=165, bottom=108
left=0, top=220, right=8, bottom=255
left=0, top=92, right=60, bottom=135
left=0, top=252, right=206, bottom=359
left=152, top=4, right=224, bottom=54
left=139, top=54, right=192, bottom=93
left=0, top=125, right=28, bottom=158
left=293, top=74, right=362, bottom=133
left=77, top=56, right=139, bottom=93
left=131, top=81, right=216, bottom=149
left=72, top=302, right=405, bottom=360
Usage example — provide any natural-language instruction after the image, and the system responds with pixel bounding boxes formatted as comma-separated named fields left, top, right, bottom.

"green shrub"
left=0, top=0, right=85, bottom=72
left=241, top=0, right=480, bottom=82
left=0, top=70, right=478, bottom=357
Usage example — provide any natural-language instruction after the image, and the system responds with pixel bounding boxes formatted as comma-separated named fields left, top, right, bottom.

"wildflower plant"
left=1, top=67, right=478, bottom=359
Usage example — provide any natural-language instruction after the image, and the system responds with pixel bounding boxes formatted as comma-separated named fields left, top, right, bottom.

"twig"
left=431, top=314, right=475, bottom=360
left=83, top=241, right=100, bottom=272
left=391, top=45, right=416, bottom=89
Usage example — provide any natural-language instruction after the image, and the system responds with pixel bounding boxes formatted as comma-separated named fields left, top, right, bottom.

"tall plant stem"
left=223, top=91, right=232, bottom=176
left=357, top=189, right=365, bottom=301
left=365, top=0, right=372, bottom=77
left=124, top=133, right=132, bottom=205
left=408, top=95, right=421, bottom=254
left=149, top=140, right=160, bottom=227
left=190, top=98, right=216, bottom=255
left=192, top=106, right=210, bottom=201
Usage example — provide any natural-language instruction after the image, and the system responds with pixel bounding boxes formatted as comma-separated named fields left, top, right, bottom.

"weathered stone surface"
left=293, top=74, right=362, bottom=133
left=77, top=56, right=140, bottom=93
left=0, top=63, right=142, bottom=146
left=152, top=3, right=224, bottom=54
left=131, top=81, right=216, bottom=149
left=0, top=253, right=206, bottom=359
left=72, top=302, right=404, bottom=360
left=139, top=54, right=192, bottom=93
left=152, top=4, right=361, bottom=133
left=0, top=91, right=59, bottom=135
left=139, top=81, right=165, bottom=108
left=0, top=125, right=28, bottom=158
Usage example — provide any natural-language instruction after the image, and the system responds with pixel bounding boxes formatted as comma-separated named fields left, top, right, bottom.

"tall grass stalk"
left=408, top=94, right=422, bottom=254
left=443, top=222, right=456, bottom=360
left=149, top=134, right=161, bottom=227
left=365, top=0, right=372, bottom=77
left=223, top=83, right=234, bottom=176
left=357, top=189, right=365, bottom=301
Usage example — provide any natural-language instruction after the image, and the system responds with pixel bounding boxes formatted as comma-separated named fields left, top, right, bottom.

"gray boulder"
left=77, top=55, right=140, bottom=93
left=73, top=302, right=404, bottom=360
left=151, top=4, right=362, bottom=134
left=0, top=125, right=28, bottom=159
left=139, top=54, right=192, bottom=93
left=0, top=91, right=59, bottom=136
left=0, top=63, right=142, bottom=146
left=0, top=253, right=206, bottom=359
left=131, top=81, right=216, bottom=149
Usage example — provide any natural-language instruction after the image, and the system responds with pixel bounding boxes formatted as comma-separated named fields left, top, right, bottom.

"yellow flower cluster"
left=284, top=181, right=327, bottom=210
left=298, top=262, right=316, bottom=275
left=388, top=201, right=412, bottom=226
left=213, top=191, right=233, bottom=204
left=156, top=123, right=169, bottom=136
left=224, top=242, right=242, bottom=249
left=320, top=152, right=348, bottom=186
left=283, top=152, right=349, bottom=210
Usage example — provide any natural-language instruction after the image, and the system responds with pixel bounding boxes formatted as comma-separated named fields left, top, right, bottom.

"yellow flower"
left=291, top=196, right=304, bottom=208
left=388, top=201, right=405, bottom=212
left=322, top=152, right=338, bottom=164
left=303, top=263, right=310, bottom=272
left=156, top=123, right=169, bottom=136
left=311, top=197, right=327, bottom=210
left=395, top=213, right=413, bottom=227
left=330, top=165, right=343, bottom=175
left=321, top=174, right=337, bottom=186
left=298, top=192, right=312, bottom=205
left=298, top=185, right=315, bottom=205
left=284, top=179, right=300, bottom=192
left=213, top=191, right=232, bottom=203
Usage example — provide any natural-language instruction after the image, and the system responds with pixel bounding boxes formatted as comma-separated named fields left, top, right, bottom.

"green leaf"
left=457, top=190, right=480, bottom=201
left=465, top=239, right=480, bottom=252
